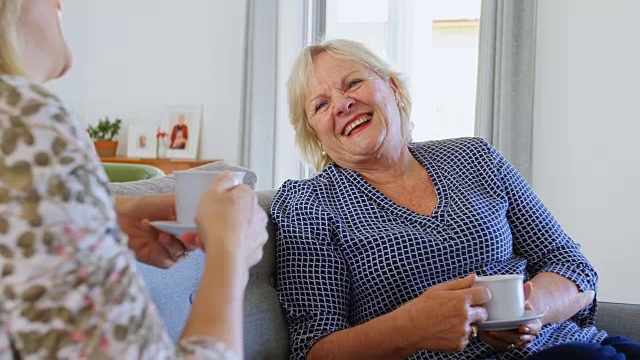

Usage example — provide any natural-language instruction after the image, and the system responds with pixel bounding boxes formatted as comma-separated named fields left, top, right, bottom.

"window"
left=324, top=0, right=481, bottom=141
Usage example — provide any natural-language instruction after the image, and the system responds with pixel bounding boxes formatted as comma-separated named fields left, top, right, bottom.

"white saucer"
left=149, top=221, right=196, bottom=237
left=477, top=310, right=545, bottom=331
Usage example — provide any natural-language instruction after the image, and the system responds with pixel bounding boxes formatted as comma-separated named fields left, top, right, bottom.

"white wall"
left=48, top=1, right=247, bottom=164
left=533, top=0, right=640, bottom=303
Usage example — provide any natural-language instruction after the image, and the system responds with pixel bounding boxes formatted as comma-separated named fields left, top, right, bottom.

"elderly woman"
left=0, top=0, right=267, bottom=358
left=271, top=39, right=640, bottom=359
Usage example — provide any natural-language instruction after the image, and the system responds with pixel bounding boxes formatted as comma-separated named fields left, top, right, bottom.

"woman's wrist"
left=205, top=250, right=250, bottom=287
left=200, top=228, right=247, bottom=259
left=113, top=195, right=125, bottom=213
left=386, top=302, right=421, bottom=354
left=114, top=195, right=135, bottom=216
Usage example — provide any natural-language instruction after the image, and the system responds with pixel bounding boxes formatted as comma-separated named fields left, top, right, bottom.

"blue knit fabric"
left=271, top=137, right=607, bottom=359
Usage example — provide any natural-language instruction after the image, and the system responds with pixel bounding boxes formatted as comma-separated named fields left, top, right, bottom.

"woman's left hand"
left=115, top=194, right=199, bottom=268
left=478, top=282, right=542, bottom=351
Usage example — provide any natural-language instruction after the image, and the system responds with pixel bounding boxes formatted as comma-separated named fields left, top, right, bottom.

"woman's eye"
left=347, top=80, right=361, bottom=89
left=315, top=101, right=328, bottom=112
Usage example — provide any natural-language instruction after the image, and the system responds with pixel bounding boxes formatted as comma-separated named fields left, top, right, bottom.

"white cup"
left=174, top=170, right=245, bottom=226
left=472, top=274, right=525, bottom=321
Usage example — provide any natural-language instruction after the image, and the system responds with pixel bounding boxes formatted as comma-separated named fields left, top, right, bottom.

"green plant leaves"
left=87, top=117, right=122, bottom=141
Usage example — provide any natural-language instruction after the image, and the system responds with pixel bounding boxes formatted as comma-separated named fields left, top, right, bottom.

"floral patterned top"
left=0, top=75, right=237, bottom=359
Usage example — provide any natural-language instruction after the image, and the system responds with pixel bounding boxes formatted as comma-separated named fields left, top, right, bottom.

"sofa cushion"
left=243, top=189, right=289, bottom=359
left=596, top=301, right=640, bottom=342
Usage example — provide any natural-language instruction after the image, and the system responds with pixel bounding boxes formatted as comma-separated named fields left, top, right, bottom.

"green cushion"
left=102, top=163, right=166, bottom=183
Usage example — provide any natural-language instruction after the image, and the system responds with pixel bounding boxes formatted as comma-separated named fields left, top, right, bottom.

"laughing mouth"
left=342, top=114, right=372, bottom=136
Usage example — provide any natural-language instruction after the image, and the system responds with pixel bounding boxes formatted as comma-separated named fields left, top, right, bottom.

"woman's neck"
left=346, top=145, right=421, bottom=188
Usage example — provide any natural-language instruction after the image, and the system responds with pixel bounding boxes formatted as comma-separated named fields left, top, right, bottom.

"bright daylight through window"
left=324, top=0, right=481, bottom=141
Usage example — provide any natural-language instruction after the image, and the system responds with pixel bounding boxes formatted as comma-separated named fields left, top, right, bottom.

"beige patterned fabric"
left=0, top=75, right=237, bottom=359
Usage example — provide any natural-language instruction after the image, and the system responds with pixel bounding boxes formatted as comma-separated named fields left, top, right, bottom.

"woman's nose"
left=333, top=94, right=354, bottom=117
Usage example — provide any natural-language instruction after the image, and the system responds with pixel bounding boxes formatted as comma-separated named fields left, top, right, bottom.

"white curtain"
left=475, top=0, right=538, bottom=182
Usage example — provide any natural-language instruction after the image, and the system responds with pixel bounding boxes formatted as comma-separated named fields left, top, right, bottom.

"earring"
left=319, top=142, right=327, bottom=157
left=399, top=102, right=405, bottom=109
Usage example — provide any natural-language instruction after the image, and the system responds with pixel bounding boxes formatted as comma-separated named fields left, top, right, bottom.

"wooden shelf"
left=100, top=157, right=221, bottom=175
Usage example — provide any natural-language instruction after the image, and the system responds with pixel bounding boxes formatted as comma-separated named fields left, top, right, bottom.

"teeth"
left=343, top=115, right=372, bottom=136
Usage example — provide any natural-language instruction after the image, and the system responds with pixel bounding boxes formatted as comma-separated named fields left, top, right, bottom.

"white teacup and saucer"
left=150, top=170, right=245, bottom=237
left=472, top=274, right=545, bottom=331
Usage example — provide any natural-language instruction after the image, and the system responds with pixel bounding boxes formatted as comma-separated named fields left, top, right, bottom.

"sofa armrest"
left=595, top=301, right=640, bottom=342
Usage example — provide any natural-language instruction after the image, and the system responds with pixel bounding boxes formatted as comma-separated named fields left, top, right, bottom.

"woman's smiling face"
left=305, top=51, right=404, bottom=169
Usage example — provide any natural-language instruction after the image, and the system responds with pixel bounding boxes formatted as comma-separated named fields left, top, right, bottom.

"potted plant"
left=88, top=117, right=122, bottom=157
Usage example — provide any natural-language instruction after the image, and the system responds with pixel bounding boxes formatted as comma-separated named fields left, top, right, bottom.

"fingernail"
left=523, top=326, right=530, bottom=333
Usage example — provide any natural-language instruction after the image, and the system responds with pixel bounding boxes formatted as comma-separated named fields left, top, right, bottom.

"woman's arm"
left=114, top=194, right=195, bottom=268
left=181, top=252, right=247, bottom=355
left=180, top=173, right=268, bottom=355
left=486, top=138, right=599, bottom=322
left=308, top=275, right=490, bottom=360
left=529, top=272, right=595, bottom=325
left=475, top=138, right=598, bottom=350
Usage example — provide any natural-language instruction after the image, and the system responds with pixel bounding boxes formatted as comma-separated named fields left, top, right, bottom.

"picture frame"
left=126, top=124, right=158, bottom=158
left=161, top=105, right=202, bottom=159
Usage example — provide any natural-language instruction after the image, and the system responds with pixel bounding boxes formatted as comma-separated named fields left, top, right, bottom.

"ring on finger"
left=175, top=250, right=188, bottom=260
left=470, top=325, right=478, bottom=339
left=507, top=344, right=516, bottom=351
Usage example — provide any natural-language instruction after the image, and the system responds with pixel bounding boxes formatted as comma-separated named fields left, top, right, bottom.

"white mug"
left=473, top=274, right=525, bottom=321
left=174, top=170, right=245, bottom=226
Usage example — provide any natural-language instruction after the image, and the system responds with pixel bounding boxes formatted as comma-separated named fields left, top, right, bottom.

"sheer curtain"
left=240, top=0, right=278, bottom=189
left=241, top=0, right=322, bottom=188
left=475, top=0, right=538, bottom=181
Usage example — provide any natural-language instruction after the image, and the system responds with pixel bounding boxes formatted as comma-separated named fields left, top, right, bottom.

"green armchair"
left=102, top=162, right=166, bottom=182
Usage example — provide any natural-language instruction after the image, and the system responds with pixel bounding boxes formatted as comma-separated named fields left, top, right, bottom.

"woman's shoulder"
left=411, top=137, right=496, bottom=164
left=411, top=136, right=490, bottom=152
left=0, top=75, right=79, bottom=131
left=0, top=74, right=92, bottom=152
left=273, top=173, right=329, bottom=202
left=270, top=165, right=342, bottom=214
left=0, top=75, right=64, bottom=108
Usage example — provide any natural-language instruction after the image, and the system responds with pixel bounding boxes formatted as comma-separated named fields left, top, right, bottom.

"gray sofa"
left=110, top=163, right=640, bottom=359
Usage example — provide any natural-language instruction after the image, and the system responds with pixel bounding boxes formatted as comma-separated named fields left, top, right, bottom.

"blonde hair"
left=287, top=39, right=412, bottom=173
left=0, top=0, right=27, bottom=76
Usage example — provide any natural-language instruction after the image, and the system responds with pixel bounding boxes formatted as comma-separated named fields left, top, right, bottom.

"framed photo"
left=126, top=124, right=158, bottom=158
left=162, top=105, right=202, bottom=159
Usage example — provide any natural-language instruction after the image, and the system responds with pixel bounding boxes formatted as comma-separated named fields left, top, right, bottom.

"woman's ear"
left=388, top=77, right=400, bottom=98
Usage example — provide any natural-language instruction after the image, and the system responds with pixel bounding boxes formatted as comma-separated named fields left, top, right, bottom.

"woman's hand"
left=397, top=274, right=491, bottom=353
left=115, top=194, right=197, bottom=268
left=193, top=171, right=269, bottom=270
left=181, top=172, right=267, bottom=354
left=478, top=282, right=542, bottom=351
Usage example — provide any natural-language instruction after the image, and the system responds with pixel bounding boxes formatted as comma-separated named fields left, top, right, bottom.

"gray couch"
left=110, top=163, right=640, bottom=359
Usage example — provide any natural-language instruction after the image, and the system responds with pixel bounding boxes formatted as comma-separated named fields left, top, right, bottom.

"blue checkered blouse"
left=271, top=137, right=607, bottom=359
